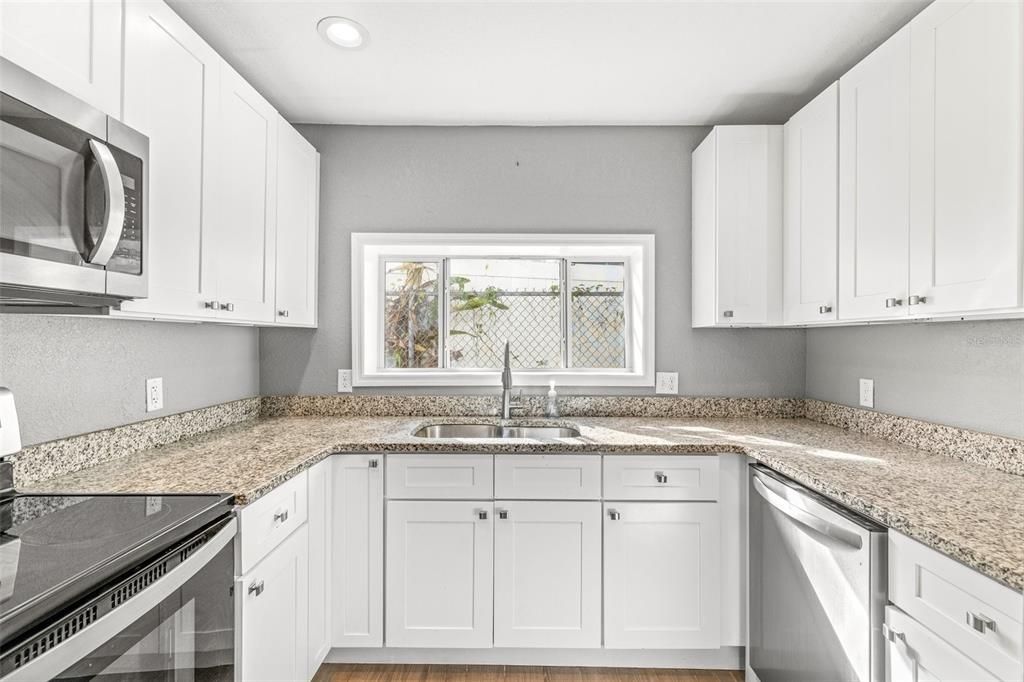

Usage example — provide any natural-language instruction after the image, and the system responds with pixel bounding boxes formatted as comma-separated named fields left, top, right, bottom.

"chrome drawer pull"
left=818, top=305, right=832, bottom=314
left=248, top=580, right=265, bottom=597
left=368, top=459, right=379, bottom=468
left=477, top=510, right=488, bottom=520
left=219, top=302, right=234, bottom=312
left=966, top=611, right=996, bottom=633
left=908, top=295, right=927, bottom=306
left=204, top=300, right=220, bottom=310
left=273, top=509, right=289, bottom=524
left=655, top=471, right=668, bottom=484
left=722, top=310, right=734, bottom=318
left=608, top=509, right=621, bottom=521
left=885, top=297, right=903, bottom=308
left=497, top=509, right=509, bottom=520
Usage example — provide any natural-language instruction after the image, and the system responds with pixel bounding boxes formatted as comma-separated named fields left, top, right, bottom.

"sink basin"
left=413, top=424, right=581, bottom=439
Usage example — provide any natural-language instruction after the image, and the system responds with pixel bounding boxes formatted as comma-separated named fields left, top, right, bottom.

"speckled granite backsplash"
left=12, top=397, right=261, bottom=486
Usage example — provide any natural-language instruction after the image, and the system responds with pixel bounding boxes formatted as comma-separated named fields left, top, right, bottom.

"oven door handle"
left=85, top=139, right=126, bottom=267
left=752, top=473, right=863, bottom=550
left=4, top=518, right=237, bottom=682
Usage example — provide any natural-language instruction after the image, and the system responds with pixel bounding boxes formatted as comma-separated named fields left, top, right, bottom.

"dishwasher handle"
left=752, top=472, right=863, bottom=550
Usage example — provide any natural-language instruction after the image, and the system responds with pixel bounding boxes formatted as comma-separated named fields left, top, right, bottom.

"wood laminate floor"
left=313, top=665, right=744, bottom=682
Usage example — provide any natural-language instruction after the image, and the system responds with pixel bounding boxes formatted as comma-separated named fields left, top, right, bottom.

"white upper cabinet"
left=0, top=0, right=122, bottom=116
left=783, top=83, right=839, bottom=325
left=493, top=501, right=602, bottom=649
left=206, top=65, right=279, bottom=323
left=118, top=1, right=220, bottom=320
left=838, top=24, right=912, bottom=321
left=692, top=126, right=783, bottom=328
left=273, top=119, right=320, bottom=327
left=907, top=0, right=1023, bottom=316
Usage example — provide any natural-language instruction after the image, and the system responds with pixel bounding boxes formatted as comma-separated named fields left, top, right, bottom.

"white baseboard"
left=324, top=646, right=744, bottom=669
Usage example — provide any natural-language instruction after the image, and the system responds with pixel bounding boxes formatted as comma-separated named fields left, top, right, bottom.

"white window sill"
left=354, top=369, right=653, bottom=388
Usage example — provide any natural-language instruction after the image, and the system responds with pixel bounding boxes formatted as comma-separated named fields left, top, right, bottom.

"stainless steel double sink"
left=413, top=423, right=582, bottom=439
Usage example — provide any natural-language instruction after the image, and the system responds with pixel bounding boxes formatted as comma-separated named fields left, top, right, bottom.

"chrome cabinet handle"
left=248, top=580, right=265, bottom=597
left=204, top=300, right=220, bottom=310
left=608, top=509, right=621, bottom=520
left=885, top=297, right=903, bottom=308
left=273, top=509, right=289, bottom=524
left=818, top=305, right=832, bottom=314
left=966, top=611, right=996, bottom=633
left=85, top=139, right=126, bottom=266
left=477, top=510, right=488, bottom=520
left=497, top=509, right=509, bottom=520
left=219, top=302, right=234, bottom=312
left=655, top=471, right=668, bottom=484
left=882, top=623, right=917, bottom=678
left=722, top=310, right=734, bottom=318
left=368, top=459, right=379, bottom=468
left=908, top=295, right=927, bottom=306
left=278, top=309, right=290, bottom=317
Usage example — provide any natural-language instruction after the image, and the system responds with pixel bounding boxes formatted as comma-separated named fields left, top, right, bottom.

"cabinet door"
left=0, top=0, right=121, bottom=116
left=307, top=460, right=331, bottom=673
left=714, top=126, right=783, bottom=326
left=238, top=525, right=309, bottom=682
left=118, top=0, right=220, bottom=320
left=838, top=26, right=911, bottom=320
left=784, top=83, right=839, bottom=324
left=908, top=0, right=1023, bottom=315
left=604, top=502, right=720, bottom=649
left=207, top=64, right=278, bottom=323
left=385, top=500, right=493, bottom=648
left=331, top=454, right=384, bottom=648
left=493, top=501, right=601, bottom=648
left=884, top=606, right=1000, bottom=682
left=273, top=119, right=320, bottom=326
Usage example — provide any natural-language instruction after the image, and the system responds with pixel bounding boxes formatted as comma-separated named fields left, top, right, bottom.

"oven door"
left=3, top=519, right=236, bottom=682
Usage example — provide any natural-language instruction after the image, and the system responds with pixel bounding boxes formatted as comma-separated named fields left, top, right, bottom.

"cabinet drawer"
left=889, top=532, right=1023, bottom=682
left=494, top=455, right=601, bottom=499
left=885, top=605, right=1001, bottom=682
left=386, top=454, right=493, bottom=499
left=603, top=456, right=718, bottom=501
left=239, top=471, right=308, bottom=574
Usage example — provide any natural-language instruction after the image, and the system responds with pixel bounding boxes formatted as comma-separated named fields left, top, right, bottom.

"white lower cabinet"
left=237, top=524, right=309, bottom=682
left=885, top=605, right=1000, bottom=682
left=306, top=460, right=332, bottom=674
left=331, top=454, right=384, bottom=648
left=603, top=502, right=721, bottom=649
left=493, top=500, right=602, bottom=648
left=385, top=500, right=494, bottom=648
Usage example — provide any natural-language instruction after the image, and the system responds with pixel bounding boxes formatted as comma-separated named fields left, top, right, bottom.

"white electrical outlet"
left=859, top=378, right=874, bottom=409
left=337, top=369, right=353, bottom=393
left=146, top=377, right=164, bottom=412
left=655, top=372, right=679, bottom=395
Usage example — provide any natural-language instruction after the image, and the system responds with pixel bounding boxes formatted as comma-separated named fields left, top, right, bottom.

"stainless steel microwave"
left=0, top=57, right=148, bottom=313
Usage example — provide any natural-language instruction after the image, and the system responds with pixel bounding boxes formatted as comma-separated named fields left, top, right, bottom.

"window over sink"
left=352, top=233, right=654, bottom=387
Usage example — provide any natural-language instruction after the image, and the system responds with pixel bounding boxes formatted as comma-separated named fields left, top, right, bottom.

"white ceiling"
left=167, top=0, right=930, bottom=126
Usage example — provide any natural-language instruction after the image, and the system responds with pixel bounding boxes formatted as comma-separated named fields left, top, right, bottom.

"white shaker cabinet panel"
left=493, top=501, right=601, bottom=648
left=838, top=25, right=912, bottom=321
left=783, top=82, right=839, bottom=324
left=118, top=0, right=220, bottom=320
left=692, top=126, right=783, bottom=327
left=385, top=500, right=493, bottom=648
left=237, top=525, right=309, bottom=682
left=884, top=606, right=1003, bottom=682
left=908, top=0, right=1023, bottom=316
left=206, top=65, right=278, bottom=323
left=331, top=454, right=384, bottom=648
left=0, top=0, right=122, bottom=116
left=306, top=459, right=332, bottom=674
left=603, top=502, right=720, bottom=649
left=273, top=118, right=320, bottom=327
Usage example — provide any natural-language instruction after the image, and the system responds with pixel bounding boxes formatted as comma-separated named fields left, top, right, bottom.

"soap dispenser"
left=545, top=380, right=559, bottom=418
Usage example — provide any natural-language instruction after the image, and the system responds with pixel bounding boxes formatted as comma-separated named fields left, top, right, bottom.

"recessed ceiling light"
left=317, top=16, right=368, bottom=49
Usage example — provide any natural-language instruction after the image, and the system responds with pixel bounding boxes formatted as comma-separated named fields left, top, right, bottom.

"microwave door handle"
left=2, top=518, right=237, bottom=682
left=752, top=474, right=863, bottom=550
left=85, top=139, right=125, bottom=266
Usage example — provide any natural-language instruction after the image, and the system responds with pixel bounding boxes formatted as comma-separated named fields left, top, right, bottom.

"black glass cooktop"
left=0, top=492, right=232, bottom=643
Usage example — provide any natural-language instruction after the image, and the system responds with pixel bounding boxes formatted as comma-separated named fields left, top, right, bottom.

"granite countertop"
left=23, top=415, right=1024, bottom=591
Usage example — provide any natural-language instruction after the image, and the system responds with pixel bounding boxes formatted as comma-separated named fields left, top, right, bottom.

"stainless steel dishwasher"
left=749, top=464, right=887, bottom=682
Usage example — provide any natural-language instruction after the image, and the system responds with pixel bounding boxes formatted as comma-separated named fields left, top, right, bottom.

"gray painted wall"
left=805, top=320, right=1024, bottom=438
left=259, top=125, right=807, bottom=398
left=0, top=315, right=259, bottom=445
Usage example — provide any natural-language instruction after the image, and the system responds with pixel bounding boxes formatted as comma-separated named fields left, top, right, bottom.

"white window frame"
left=351, top=233, right=655, bottom=387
